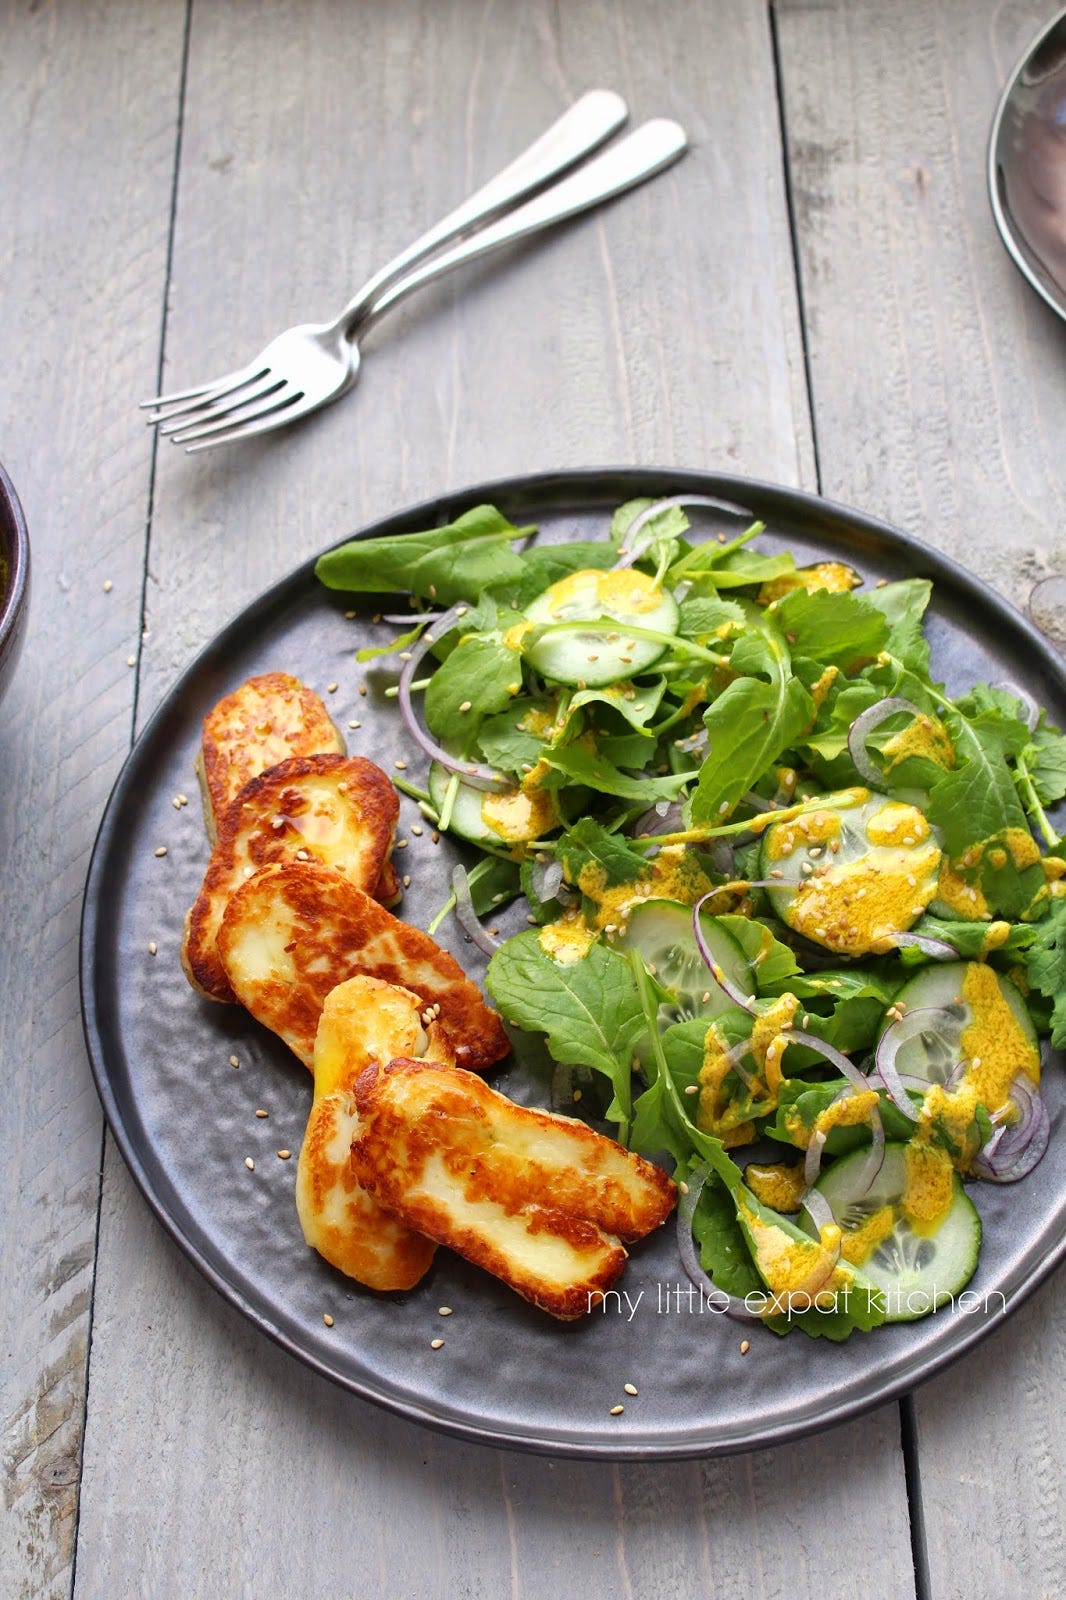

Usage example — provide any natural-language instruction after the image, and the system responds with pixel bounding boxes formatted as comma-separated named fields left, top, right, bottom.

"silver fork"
left=141, top=100, right=686, bottom=452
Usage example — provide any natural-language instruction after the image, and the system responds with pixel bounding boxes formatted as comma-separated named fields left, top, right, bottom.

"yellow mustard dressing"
left=745, top=1161, right=807, bottom=1213
left=481, top=785, right=558, bottom=842
left=935, top=857, right=990, bottom=919
left=757, top=561, right=861, bottom=606
left=979, top=920, right=1012, bottom=956
left=738, top=1201, right=845, bottom=1309
left=1003, top=827, right=1042, bottom=870
left=838, top=1205, right=897, bottom=1266
left=866, top=800, right=931, bottom=847
left=764, top=807, right=843, bottom=861
left=502, top=619, right=535, bottom=651
left=537, top=910, right=598, bottom=965
left=809, top=665, right=839, bottom=712
left=959, top=962, right=1040, bottom=1109
left=1042, top=856, right=1066, bottom=882
left=902, top=1142, right=956, bottom=1233
left=881, top=712, right=956, bottom=773
left=543, top=567, right=665, bottom=618
left=785, top=837, right=941, bottom=956
left=577, top=845, right=712, bottom=932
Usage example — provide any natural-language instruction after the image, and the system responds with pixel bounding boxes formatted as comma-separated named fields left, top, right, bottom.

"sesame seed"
left=359, top=685, right=367, bottom=696
left=154, top=846, right=168, bottom=857
left=245, top=1157, right=255, bottom=1171
left=372, top=613, right=382, bottom=624
left=718, top=802, right=730, bottom=815
left=277, top=1150, right=291, bottom=1160
left=411, top=824, right=423, bottom=836
left=403, top=874, right=411, bottom=888
left=255, top=1109, right=268, bottom=1119
left=229, top=1054, right=240, bottom=1067
left=459, top=700, right=472, bottom=712
left=396, top=838, right=408, bottom=849
left=701, top=991, right=711, bottom=1003
left=323, top=1313, right=335, bottom=1327
left=394, top=760, right=408, bottom=771
left=677, top=1180, right=689, bottom=1194
left=103, top=578, right=113, bottom=592
left=875, top=578, right=888, bottom=589
left=126, top=654, right=136, bottom=667
left=295, top=848, right=310, bottom=861
left=684, top=1084, right=699, bottom=1095
left=572, top=1089, right=582, bottom=1101
left=438, top=1306, right=453, bottom=1316
left=431, top=831, right=440, bottom=844
left=327, top=681, right=338, bottom=693
left=740, top=1340, right=751, bottom=1355
left=172, top=796, right=182, bottom=809
left=345, top=609, right=356, bottom=619
left=430, top=1338, right=445, bottom=1350
left=587, top=653, right=599, bottom=662
left=906, top=875, right=917, bottom=887
left=624, top=1383, right=638, bottom=1396
left=148, top=941, right=158, bottom=956
left=348, top=718, right=361, bottom=729
left=610, top=1405, right=624, bottom=1416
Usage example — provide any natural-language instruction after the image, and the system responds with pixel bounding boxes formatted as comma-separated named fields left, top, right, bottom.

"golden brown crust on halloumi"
left=215, top=860, right=510, bottom=1071
left=372, top=857, right=403, bottom=909
left=182, top=755, right=399, bottom=1003
left=197, top=672, right=346, bottom=842
left=295, top=979, right=453, bottom=1292
left=351, top=1059, right=675, bottom=1320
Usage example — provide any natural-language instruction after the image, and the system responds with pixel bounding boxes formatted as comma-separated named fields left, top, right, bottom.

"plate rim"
left=80, top=465, right=1066, bottom=1460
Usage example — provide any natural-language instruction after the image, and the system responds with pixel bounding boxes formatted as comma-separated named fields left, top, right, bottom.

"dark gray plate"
left=80, top=469, right=1066, bottom=1459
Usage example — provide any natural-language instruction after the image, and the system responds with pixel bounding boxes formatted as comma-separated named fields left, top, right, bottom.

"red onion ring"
left=804, top=1129, right=828, bottom=1188
left=692, top=892, right=758, bottom=1013
left=451, top=865, right=501, bottom=957
left=854, top=1103, right=887, bottom=1196
left=847, top=696, right=922, bottom=788
left=800, top=1184, right=836, bottom=1235
left=887, top=933, right=959, bottom=960
left=874, top=1006, right=957, bottom=1117
left=971, top=1090, right=1049, bottom=1182
left=615, top=494, right=754, bottom=569
left=382, top=610, right=445, bottom=625
left=676, top=1164, right=764, bottom=1322
left=397, top=601, right=511, bottom=792
left=786, top=1029, right=871, bottom=1093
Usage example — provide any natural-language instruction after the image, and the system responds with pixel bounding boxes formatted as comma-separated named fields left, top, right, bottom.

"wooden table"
left=2, top=3, right=1064, bottom=1595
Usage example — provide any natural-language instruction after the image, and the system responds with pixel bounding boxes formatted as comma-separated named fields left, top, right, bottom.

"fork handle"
left=333, top=89, right=628, bottom=338
left=354, top=119, right=687, bottom=332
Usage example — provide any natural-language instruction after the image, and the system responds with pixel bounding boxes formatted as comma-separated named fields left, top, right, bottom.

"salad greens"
left=317, top=497, right=1066, bottom=1339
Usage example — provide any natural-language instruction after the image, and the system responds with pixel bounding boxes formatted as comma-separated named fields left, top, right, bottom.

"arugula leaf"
left=423, top=633, right=520, bottom=742
left=677, top=595, right=746, bottom=641
left=558, top=818, right=649, bottom=888
left=610, top=498, right=690, bottom=552
left=902, top=914, right=1037, bottom=963
left=466, top=856, right=521, bottom=916
left=1025, top=898, right=1066, bottom=1047
left=693, top=547, right=796, bottom=589
left=567, top=678, right=666, bottom=732
left=865, top=579, right=933, bottom=674
left=771, top=587, right=889, bottom=668
left=690, top=1171, right=766, bottom=1299
left=315, top=504, right=533, bottom=604
left=714, top=915, right=802, bottom=990
left=544, top=741, right=691, bottom=802
left=1025, top=720, right=1066, bottom=806
left=476, top=700, right=550, bottom=774
left=485, top=932, right=645, bottom=1129
left=690, top=617, right=813, bottom=823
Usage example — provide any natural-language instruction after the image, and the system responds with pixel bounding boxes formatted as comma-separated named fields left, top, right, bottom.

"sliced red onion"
left=615, top=494, right=754, bottom=569
left=786, top=1029, right=871, bottom=1094
left=800, top=1184, right=836, bottom=1235
left=887, top=932, right=959, bottom=961
left=874, top=1005, right=964, bottom=1117
left=718, top=1039, right=757, bottom=1091
left=854, top=1103, right=887, bottom=1196
left=382, top=610, right=444, bottom=625
left=676, top=1164, right=763, bottom=1322
left=633, top=799, right=684, bottom=837
left=990, top=680, right=1040, bottom=733
left=742, top=790, right=775, bottom=813
left=692, top=892, right=757, bottom=1013
left=398, top=601, right=511, bottom=792
left=530, top=857, right=564, bottom=902
left=847, top=696, right=922, bottom=788
left=804, top=1129, right=828, bottom=1188
left=451, top=866, right=501, bottom=956
left=971, top=1090, right=1049, bottom=1182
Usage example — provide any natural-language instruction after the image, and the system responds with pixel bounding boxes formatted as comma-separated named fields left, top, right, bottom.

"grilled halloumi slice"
left=182, top=755, right=399, bottom=1003
left=196, top=672, right=346, bottom=843
left=295, top=977, right=453, bottom=1291
left=216, top=860, right=510, bottom=1072
left=351, top=1059, right=676, bottom=1320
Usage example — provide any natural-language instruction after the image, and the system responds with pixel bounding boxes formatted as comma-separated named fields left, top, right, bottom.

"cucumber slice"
left=882, top=961, right=1039, bottom=1088
left=614, top=899, right=752, bottom=1025
left=524, top=568, right=679, bottom=687
left=428, top=762, right=560, bottom=846
left=758, top=791, right=942, bottom=956
left=811, top=1143, right=981, bottom=1321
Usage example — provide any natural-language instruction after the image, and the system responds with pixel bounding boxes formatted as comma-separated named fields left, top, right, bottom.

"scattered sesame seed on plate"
left=323, top=1313, right=334, bottom=1327
left=430, top=1338, right=445, bottom=1350
left=411, top=824, right=423, bottom=835
left=244, top=1157, right=255, bottom=1171
left=624, top=1383, right=638, bottom=1396
left=154, top=846, right=168, bottom=857
left=438, top=1306, right=453, bottom=1316
left=348, top=718, right=361, bottom=729
left=147, top=941, right=158, bottom=956
left=126, top=654, right=136, bottom=667
left=740, top=1340, right=751, bottom=1355
left=327, top=681, right=338, bottom=693
left=255, top=1109, right=268, bottom=1119
left=277, top=1150, right=291, bottom=1160
left=609, top=1405, right=624, bottom=1416
left=403, top=874, right=411, bottom=888
left=229, top=1055, right=240, bottom=1067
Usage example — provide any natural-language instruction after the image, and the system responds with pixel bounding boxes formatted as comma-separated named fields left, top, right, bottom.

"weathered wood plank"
left=0, top=3, right=187, bottom=1597
left=775, top=2, right=1066, bottom=1595
left=74, top=0, right=915, bottom=1595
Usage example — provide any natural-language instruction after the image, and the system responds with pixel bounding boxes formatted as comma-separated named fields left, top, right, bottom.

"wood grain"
left=775, top=1, right=1066, bottom=1595
left=72, top=1, right=914, bottom=1596
left=0, top=4, right=187, bottom=1597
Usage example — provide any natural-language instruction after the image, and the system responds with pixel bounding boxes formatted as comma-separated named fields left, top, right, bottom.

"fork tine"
left=155, top=373, right=283, bottom=436
left=144, top=366, right=270, bottom=428
left=139, top=365, right=263, bottom=410
left=168, top=387, right=304, bottom=446
left=182, top=394, right=311, bottom=453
